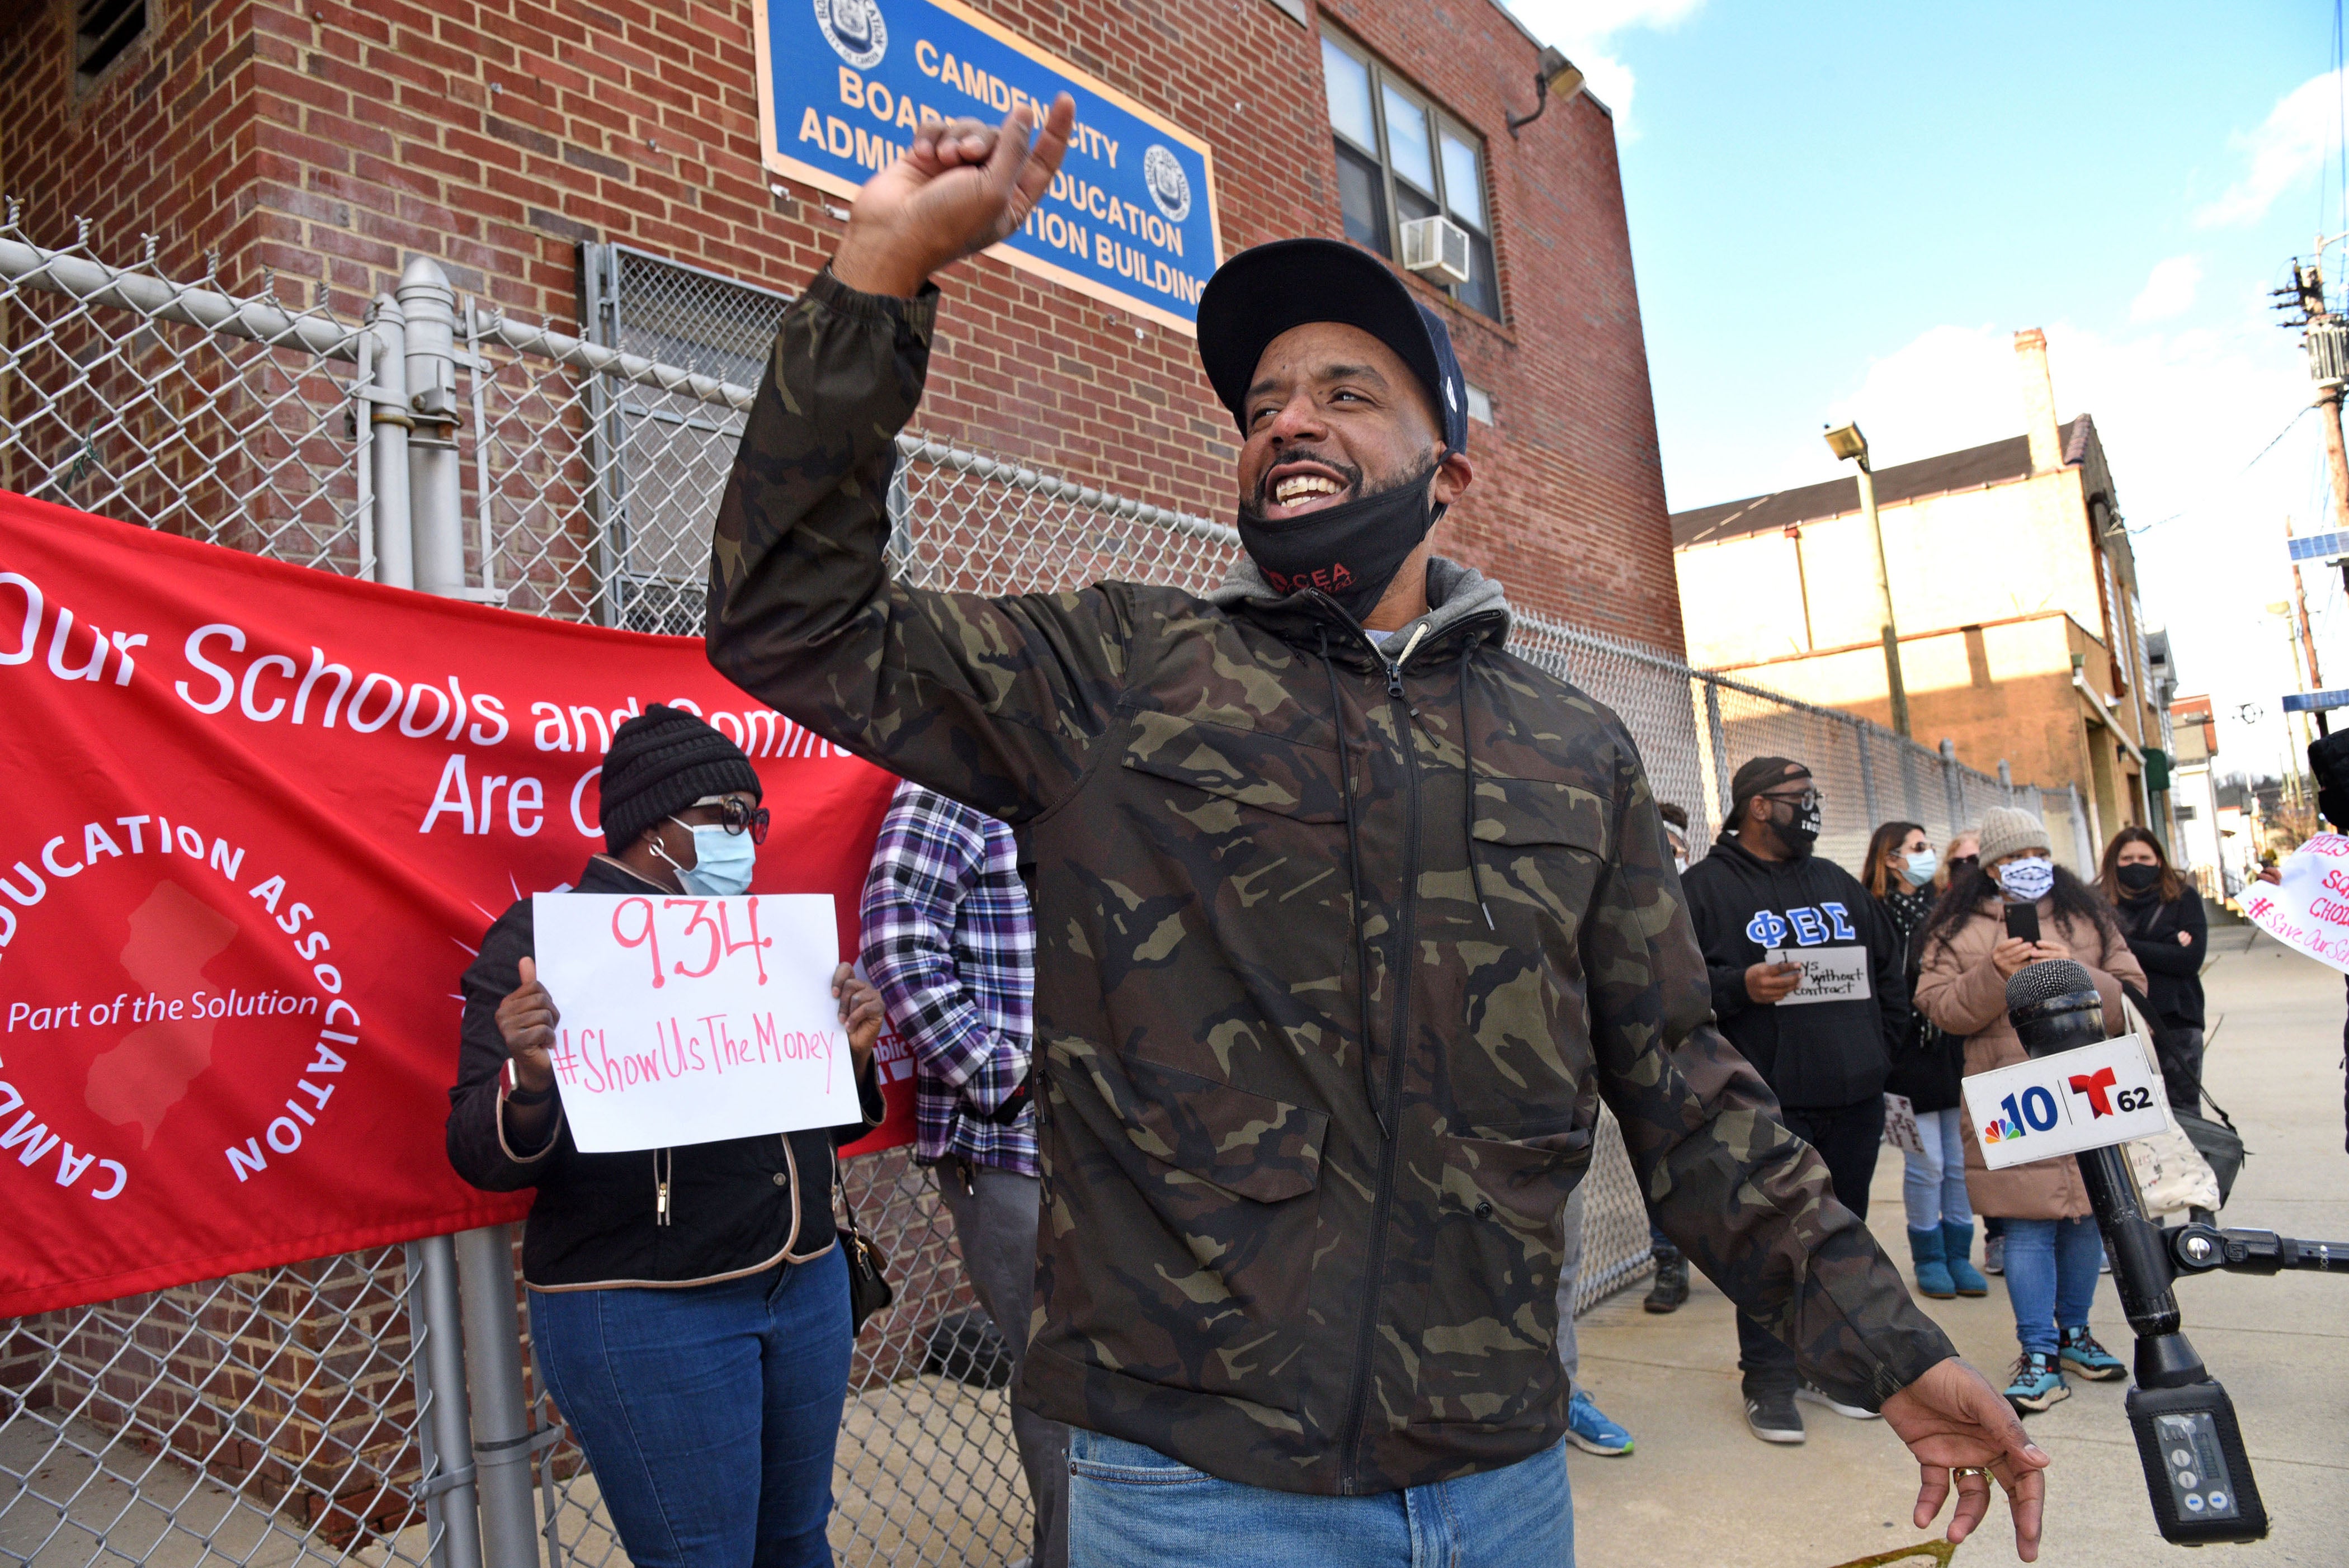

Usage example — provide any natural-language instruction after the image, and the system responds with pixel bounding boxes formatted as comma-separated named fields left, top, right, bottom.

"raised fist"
left=832, top=95, right=1077, bottom=298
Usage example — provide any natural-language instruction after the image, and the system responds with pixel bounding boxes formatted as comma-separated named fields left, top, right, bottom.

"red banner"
left=0, top=492, right=908, bottom=1317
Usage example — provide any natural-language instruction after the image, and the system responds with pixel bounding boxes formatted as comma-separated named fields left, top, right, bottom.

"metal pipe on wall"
left=412, top=1234, right=487, bottom=1568
left=455, top=1225, right=545, bottom=1568
left=400, top=258, right=469, bottom=598
left=366, top=299, right=414, bottom=591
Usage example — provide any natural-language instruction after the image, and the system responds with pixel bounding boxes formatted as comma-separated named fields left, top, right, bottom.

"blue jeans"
left=1067, top=1429, right=1573, bottom=1567
left=530, top=1245, right=851, bottom=1568
left=2001, top=1216, right=2103, bottom=1357
left=1900, top=1106, right=1975, bottom=1231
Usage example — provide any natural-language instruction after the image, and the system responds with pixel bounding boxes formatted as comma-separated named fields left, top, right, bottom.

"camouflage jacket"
left=707, top=269, right=1955, bottom=1496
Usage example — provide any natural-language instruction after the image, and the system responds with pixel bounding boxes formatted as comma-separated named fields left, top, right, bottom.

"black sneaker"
left=1644, top=1250, right=1689, bottom=1314
left=1743, top=1381, right=1805, bottom=1444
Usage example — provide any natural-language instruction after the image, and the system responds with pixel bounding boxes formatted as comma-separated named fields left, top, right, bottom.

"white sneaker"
left=1796, top=1382, right=1882, bottom=1420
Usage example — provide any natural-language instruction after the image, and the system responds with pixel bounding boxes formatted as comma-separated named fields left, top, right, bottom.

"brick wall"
left=1, top=0, right=1682, bottom=646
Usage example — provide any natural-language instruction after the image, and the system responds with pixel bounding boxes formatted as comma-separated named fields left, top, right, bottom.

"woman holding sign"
left=446, top=705, right=889, bottom=1568
left=1914, top=806, right=2144, bottom=1418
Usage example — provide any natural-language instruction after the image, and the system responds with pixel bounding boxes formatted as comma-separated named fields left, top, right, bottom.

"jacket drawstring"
left=655, top=1146, right=672, bottom=1225
left=1321, top=627, right=1390, bottom=1142
left=1458, top=649, right=1492, bottom=929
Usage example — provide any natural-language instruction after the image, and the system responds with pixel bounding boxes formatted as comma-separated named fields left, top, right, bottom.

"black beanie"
left=598, top=704, right=762, bottom=853
left=1729, top=755, right=1809, bottom=816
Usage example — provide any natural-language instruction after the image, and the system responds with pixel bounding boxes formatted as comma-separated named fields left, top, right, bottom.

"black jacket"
left=1680, top=832, right=1909, bottom=1109
left=445, top=854, right=886, bottom=1290
left=2115, top=886, right=2206, bottom=1031
left=1878, top=885, right=1964, bottom=1113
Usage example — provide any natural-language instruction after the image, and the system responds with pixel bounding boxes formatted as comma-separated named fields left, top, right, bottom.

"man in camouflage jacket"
left=706, top=97, right=2048, bottom=1562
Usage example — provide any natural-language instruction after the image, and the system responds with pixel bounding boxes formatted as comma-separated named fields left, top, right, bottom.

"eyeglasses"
left=691, top=794, right=771, bottom=844
left=1947, top=854, right=1979, bottom=873
left=1760, top=788, right=1820, bottom=810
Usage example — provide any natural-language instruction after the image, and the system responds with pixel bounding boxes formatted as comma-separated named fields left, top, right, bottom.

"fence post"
left=366, top=299, right=414, bottom=590
left=1703, top=678, right=1732, bottom=826
left=455, top=1225, right=546, bottom=1568
left=1997, top=759, right=2013, bottom=807
left=1938, top=738, right=1964, bottom=830
left=2067, top=782, right=2095, bottom=870
left=411, top=1235, right=487, bottom=1568
left=1853, top=719, right=1879, bottom=824
left=400, top=258, right=469, bottom=597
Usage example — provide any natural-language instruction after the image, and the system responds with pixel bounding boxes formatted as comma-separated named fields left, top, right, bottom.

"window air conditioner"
left=1399, top=216, right=1471, bottom=286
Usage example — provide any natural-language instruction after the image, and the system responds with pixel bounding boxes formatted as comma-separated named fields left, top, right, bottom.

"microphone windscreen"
left=2005, top=958, right=2096, bottom=1012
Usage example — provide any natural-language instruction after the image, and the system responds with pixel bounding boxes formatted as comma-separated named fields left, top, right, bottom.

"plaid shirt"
left=858, top=780, right=1038, bottom=1174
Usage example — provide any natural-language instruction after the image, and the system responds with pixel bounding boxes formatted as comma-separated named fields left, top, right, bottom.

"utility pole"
left=2275, top=253, right=2349, bottom=534
left=2288, top=517, right=2331, bottom=737
left=1823, top=422, right=1911, bottom=735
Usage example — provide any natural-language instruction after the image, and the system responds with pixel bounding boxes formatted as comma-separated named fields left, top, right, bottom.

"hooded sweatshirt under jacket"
left=1680, top=829, right=1911, bottom=1109
left=703, top=268, right=1954, bottom=1498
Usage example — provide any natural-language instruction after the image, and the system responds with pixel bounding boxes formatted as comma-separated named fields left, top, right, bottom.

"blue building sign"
left=754, top=0, right=1223, bottom=332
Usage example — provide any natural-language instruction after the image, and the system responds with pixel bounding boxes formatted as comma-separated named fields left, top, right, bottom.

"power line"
left=2125, top=406, right=2317, bottom=536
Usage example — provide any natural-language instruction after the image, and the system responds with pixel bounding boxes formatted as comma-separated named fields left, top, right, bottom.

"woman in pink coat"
left=1915, top=807, right=2146, bottom=1415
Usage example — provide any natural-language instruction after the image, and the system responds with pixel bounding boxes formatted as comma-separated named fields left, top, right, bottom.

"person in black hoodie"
left=2097, top=826, right=2206, bottom=1111
left=1680, top=756, right=1911, bottom=1446
left=446, top=705, right=888, bottom=1568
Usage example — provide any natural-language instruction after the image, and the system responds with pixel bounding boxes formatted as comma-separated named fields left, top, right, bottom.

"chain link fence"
left=1, top=209, right=2074, bottom=1568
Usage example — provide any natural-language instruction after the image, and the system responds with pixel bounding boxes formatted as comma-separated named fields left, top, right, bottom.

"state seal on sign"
left=1142, top=145, right=1191, bottom=224
left=814, top=0, right=886, bottom=69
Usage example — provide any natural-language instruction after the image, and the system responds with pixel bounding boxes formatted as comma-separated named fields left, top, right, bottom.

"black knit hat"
left=1729, top=755, right=1810, bottom=815
left=598, top=704, right=762, bottom=853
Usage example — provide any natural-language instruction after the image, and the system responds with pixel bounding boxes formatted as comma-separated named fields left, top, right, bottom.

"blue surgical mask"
left=663, top=818, right=756, bottom=898
left=1903, top=849, right=1938, bottom=886
left=1997, top=856, right=2054, bottom=904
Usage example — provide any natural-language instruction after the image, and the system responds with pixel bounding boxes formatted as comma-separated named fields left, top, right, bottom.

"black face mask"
left=1238, top=462, right=1442, bottom=624
left=2116, top=862, right=2162, bottom=894
left=1768, top=796, right=1822, bottom=859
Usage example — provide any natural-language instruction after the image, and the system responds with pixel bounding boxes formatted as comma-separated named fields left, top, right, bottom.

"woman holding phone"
left=1913, top=807, right=2145, bottom=1416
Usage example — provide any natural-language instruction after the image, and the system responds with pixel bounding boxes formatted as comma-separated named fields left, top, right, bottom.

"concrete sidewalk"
left=1565, top=927, right=2349, bottom=1567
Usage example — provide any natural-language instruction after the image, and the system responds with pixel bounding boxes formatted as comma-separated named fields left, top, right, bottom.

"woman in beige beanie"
left=1914, top=806, right=2145, bottom=1416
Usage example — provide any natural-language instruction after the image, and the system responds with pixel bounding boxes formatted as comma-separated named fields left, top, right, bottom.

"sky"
left=1502, top=0, right=2345, bottom=783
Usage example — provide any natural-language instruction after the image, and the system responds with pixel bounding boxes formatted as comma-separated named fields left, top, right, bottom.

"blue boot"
left=1941, top=1219, right=1989, bottom=1297
left=1907, top=1226, right=1955, bottom=1298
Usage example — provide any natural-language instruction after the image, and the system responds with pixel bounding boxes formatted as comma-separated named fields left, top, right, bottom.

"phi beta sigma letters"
left=1747, top=900, right=1871, bottom=1007
left=529, top=892, right=863, bottom=1153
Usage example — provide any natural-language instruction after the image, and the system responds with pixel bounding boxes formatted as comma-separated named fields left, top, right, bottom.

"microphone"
left=2005, top=960, right=2268, bottom=1544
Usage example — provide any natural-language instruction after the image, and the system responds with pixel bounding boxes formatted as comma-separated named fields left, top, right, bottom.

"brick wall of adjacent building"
left=2, top=0, right=1682, bottom=646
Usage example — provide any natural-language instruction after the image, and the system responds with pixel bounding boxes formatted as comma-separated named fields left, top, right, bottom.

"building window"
left=581, top=243, right=794, bottom=634
left=75, top=0, right=145, bottom=84
left=1319, top=31, right=1501, bottom=320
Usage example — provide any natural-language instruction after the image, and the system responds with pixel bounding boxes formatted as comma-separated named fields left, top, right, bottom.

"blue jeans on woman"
left=1068, top=1429, right=1573, bottom=1567
left=530, top=1245, right=852, bottom=1568
left=2000, top=1216, right=2104, bottom=1356
left=1900, top=1106, right=1974, bottom=1231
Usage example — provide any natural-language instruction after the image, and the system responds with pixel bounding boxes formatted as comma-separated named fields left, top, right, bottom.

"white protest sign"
left=530, top=892, right=860, bottom=1153
left=1883, top=1092, right=1926, bottom=1155
left=1962, top=1035, right=2169, bottom=1170
left=2241, top=833, right=2349, bottom=974
left=1762, top=944, right=1872, bottom=1006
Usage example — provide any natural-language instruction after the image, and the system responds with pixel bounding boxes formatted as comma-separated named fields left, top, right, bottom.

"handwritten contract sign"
left=531, top=893, right=860, bottom=1153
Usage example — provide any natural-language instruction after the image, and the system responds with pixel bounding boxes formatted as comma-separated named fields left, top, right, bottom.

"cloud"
left=2196, top=68, right=2345, bottom=229
left=1498, top=0, right=1705, bottom=131
left=2130, top=256, right=2203, bottom=323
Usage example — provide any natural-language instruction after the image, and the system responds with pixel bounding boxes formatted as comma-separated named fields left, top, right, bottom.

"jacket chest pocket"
left=1453, top=775, right=1607, bottom=1131
left=1116, top=716, right=1351, bottom=917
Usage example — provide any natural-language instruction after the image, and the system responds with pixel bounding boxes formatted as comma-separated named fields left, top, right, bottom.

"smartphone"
left=2004, top=903, right=2041, bottom=944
